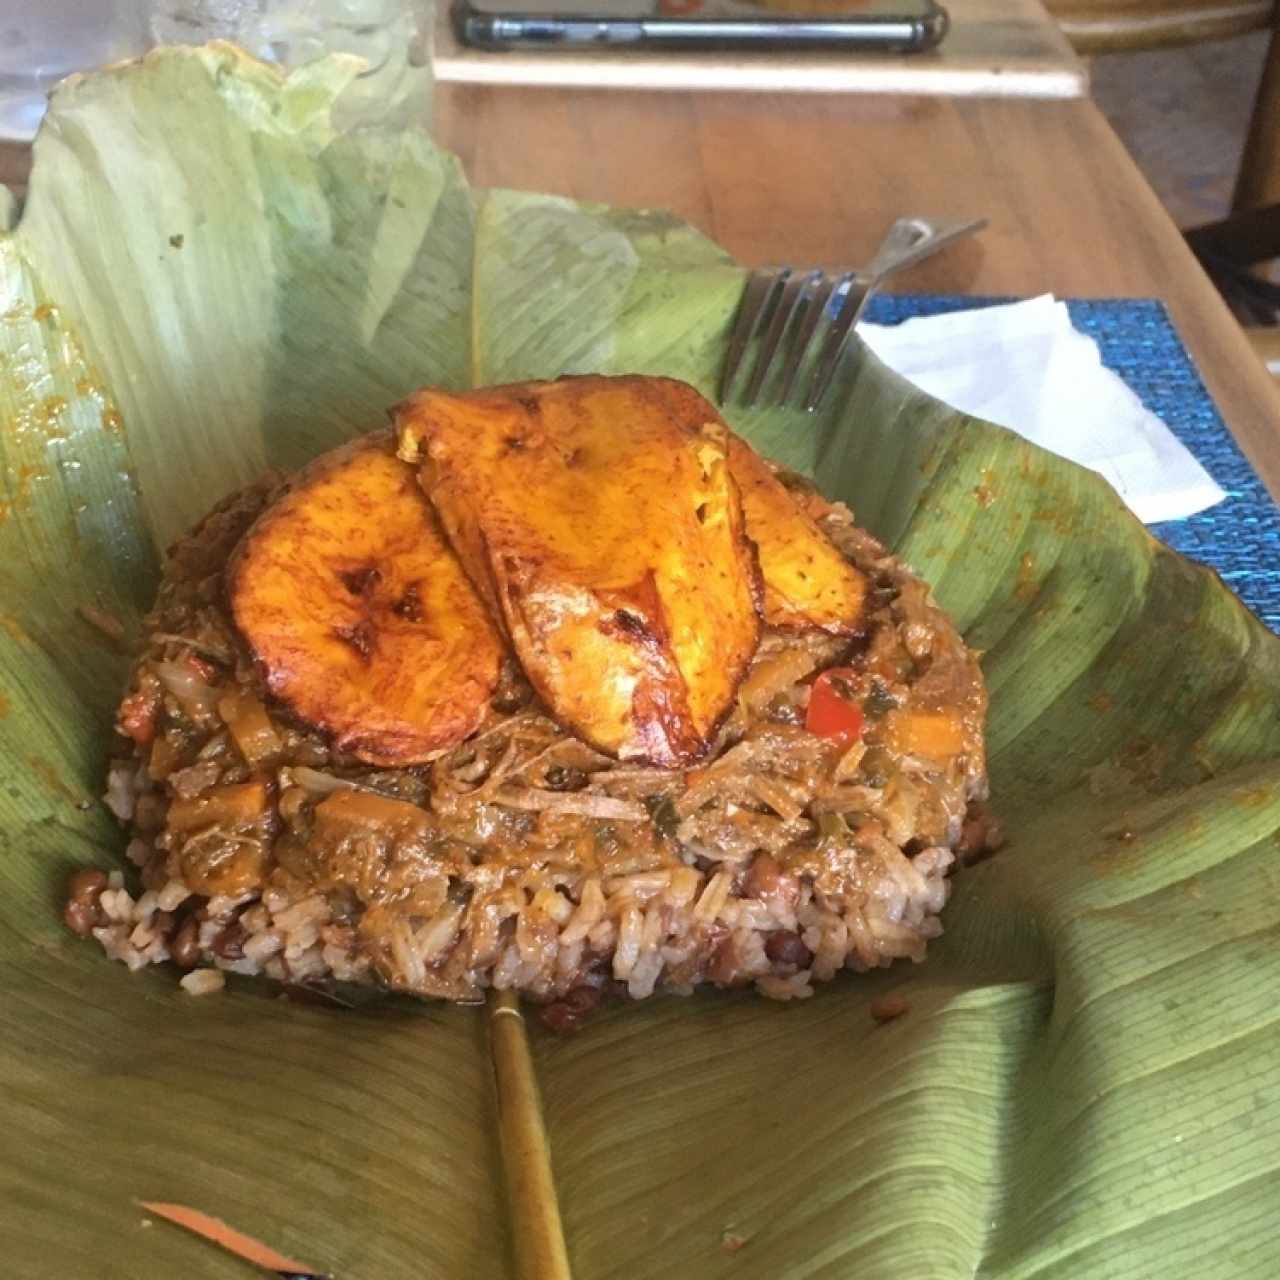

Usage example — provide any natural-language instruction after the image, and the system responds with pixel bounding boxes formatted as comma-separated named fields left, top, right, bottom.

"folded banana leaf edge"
left=2, top=43, right=1278, bottom=1280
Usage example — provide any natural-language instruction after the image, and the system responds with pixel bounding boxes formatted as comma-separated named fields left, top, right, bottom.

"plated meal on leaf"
left=68, top=373, right=995, bottom=1021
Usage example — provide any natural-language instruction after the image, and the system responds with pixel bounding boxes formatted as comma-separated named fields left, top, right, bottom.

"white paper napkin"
left=859, top=294, right=1226, bottom=524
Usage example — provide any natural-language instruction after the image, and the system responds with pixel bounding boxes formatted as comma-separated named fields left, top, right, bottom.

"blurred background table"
left=433, top=0, right=1087, bottom=97
left=434, top=86, right=1280, bottom=496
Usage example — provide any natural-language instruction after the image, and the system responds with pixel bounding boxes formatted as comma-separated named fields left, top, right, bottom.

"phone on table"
left=453, top=0, right=949, bottom=53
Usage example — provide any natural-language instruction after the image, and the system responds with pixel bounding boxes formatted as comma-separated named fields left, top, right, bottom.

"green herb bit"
left=865, top=679, right=898, bottom=717
left=644, top=794, right=681, bottom=840
left=816, top=812, right=849, bottom=840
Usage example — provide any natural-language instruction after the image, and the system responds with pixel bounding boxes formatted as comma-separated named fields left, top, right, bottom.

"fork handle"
left=864, top=215, right=988, bottom=284
left=850, top=217, right=986, bottom=334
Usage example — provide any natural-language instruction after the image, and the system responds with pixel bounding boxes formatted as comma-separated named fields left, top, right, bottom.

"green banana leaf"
left=3, top=43, right=1279, bottom=1279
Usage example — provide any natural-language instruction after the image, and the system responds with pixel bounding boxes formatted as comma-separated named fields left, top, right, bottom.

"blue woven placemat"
left=864, top=294, right=1280, bottom=633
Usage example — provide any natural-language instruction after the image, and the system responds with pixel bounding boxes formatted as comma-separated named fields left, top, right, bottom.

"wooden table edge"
left=432, top=55, right=1089, bottom=97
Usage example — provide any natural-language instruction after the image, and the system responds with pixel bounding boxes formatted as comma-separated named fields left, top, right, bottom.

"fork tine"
left=802, top=276, right=873, bottom=413
left=742, top=268, right=813, bottom=407
left=778, top=271, right=847, bottom=407
left=719, top=268, right=782, bottom=404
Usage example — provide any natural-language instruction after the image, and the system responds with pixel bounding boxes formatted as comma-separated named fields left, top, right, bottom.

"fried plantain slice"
left=726, top=434, right=868, bottom=634
left=228, top=432, right=505, bottom=765
left=395, top=375, right=763, bottom=766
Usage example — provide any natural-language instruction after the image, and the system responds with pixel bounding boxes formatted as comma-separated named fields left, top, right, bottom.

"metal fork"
left=718, top=215, right=986, bottom=413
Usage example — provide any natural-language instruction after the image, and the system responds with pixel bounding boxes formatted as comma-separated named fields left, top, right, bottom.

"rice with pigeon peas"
left=68, top=465, right=995, bottom=1027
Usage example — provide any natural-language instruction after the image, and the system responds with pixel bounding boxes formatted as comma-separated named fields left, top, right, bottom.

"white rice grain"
left=530, top=888, right=573, bottom=926
left=731, top=900, right=779, bottom=932
left=492, top=943, right=521, bottom=989
left=734, top=928, right=770, bottom=979
left=273, top=894, right=329, bottom=933
left=812, top=913, right=849, bottom=981
left=284, top=922, right=320, bottom=957
left=867, top=917, right=930, bottom=963
left=93, top=924, right=148, bottom=971
left=262, top=886, right=291, bottom=914
left=205, top=893, right=250, bottom=921
left=156, top=879, right=191, bottom=912
left=417, top=904, right=464, bottom=963
left=285, top=947, right=326, bottom=981
left=613, top=906, right=643, bottom=979
left=240, top=904, right=270, bottom=933
left=128, top=921, right=156, bottom=949
left=243, top=930, right=284, bottom=965
left=555, top=938, right=584, bottom=978
left=131, top=890, right=159, bottom=923
left=180, top=968, right=225, bottom=995
left=587, top=918, right=616, bottom=951
left=560, top=878, right=604, bottom=945
left=323, top=944, right=366, bottom=981
left=916, top=915, right=944, bottom=941
left=605, top=871, right=671, bottom=903
left=844, top=906, right=879, bottom=970
left=756, top=972, right=814, bottom=1000
left=103, top=764, right=137, bottom=822
left=389, top=920, right=425, bottom=988
left=98, top=888, right=134, bottom=924
left=693, top=870, right=732, bottom=923
left=667, top=865, right=701, bottom=907
left=627, top=948, right=664, bottom=998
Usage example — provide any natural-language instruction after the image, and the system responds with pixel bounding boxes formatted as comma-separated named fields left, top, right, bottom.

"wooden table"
left=433, top=0, right=1087, bottom=99
left=435, top=87, right=1280, bottom=498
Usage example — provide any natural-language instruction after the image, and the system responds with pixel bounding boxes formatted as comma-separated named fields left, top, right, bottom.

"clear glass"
left=0, top=0, right=431, bottom=142
left=0, top=1, right=150, bottom=141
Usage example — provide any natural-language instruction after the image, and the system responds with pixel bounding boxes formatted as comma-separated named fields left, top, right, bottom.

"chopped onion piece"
left=290, top=766, right=359, bottom=795
left=217, top=691, right=283, bottom=766
left=494, top=788, right=648, bottom=821
left=155, top=660, right=219, bottom=720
